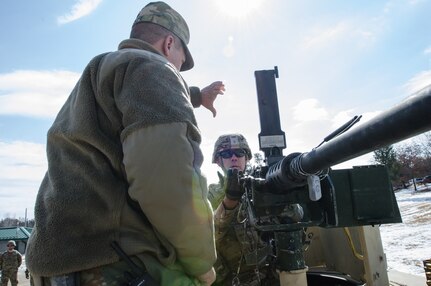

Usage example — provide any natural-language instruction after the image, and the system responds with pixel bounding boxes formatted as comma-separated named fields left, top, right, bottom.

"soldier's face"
left=7, top=244, right=14, bottom=249
left=220, top=151, right=247, bottom=172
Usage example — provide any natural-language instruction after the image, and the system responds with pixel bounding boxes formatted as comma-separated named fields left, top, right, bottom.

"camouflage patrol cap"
left=7, top=240, right=16, bottom=247
left=133, top=1, right=194, bottom=71
left=212, top=134, right=252, bottom=163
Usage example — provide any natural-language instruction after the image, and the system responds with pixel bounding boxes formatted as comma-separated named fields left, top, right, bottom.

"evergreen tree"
left=373, top=145, right=400, bottom=184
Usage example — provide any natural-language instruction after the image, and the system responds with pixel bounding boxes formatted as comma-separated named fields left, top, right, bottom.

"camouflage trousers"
left=42, top=257, right=151, bottom=286
left=1, top=269, right=19, bottom=286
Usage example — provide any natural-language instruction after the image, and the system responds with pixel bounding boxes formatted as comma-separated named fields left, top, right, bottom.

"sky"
left=1, top=0, right=431, bottom=219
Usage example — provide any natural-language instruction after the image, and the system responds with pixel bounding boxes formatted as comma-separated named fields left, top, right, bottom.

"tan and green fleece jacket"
left=26, top=38, right=216, bottom=283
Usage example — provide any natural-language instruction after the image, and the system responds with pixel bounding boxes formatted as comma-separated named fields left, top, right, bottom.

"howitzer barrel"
left=300, top=85, right=431, bottom=174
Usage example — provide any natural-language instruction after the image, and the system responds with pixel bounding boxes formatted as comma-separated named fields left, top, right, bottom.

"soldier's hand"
left=200, top=81, right=225, bottom=117
left=224, top=168, right=244, bottom=201
left=25, top=269, right=30, bottom=279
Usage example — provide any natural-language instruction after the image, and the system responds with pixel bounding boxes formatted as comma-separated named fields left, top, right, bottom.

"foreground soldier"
left=27, top=2, right=220, bottom=285
left=0, top=240, right=22, bottom=286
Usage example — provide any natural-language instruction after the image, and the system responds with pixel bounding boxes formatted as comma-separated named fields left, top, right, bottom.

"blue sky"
left=1, top=0, right=431, bottom=218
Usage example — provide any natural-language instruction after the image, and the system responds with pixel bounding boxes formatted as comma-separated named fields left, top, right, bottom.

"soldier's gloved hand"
left=25, top=269, right=30, bottom=279
left=224, top=168, right=244, bottom=201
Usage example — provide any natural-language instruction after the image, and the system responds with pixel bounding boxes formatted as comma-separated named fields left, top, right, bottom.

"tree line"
left=0, top=217, right=35, bottom=228
left=373, top=132, right=431, bottom=188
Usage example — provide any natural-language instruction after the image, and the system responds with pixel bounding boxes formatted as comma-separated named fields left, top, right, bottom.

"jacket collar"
left=118, top=38, right=163, bottom=57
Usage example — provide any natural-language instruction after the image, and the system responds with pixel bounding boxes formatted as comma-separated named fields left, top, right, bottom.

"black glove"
left=224, top=168, right=244, bottom=201
left=25, top=269, right=30, bottom=279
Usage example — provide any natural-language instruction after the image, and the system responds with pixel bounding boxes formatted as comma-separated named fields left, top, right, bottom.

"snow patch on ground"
left=380, top=185, right=431, bottom=275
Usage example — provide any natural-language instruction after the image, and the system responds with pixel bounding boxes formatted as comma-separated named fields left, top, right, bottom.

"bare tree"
left=395, top=140, right=429, bottom=189
left=253, top=152, right=264, bottom=166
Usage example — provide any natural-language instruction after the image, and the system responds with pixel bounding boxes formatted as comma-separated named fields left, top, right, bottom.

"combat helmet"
left=7, top=240, right=16, bottom=247
left=212, top=134, right=252, bottom=163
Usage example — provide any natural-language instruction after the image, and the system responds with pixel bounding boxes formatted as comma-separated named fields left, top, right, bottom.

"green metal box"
left=329, top=165, right=402, bottom=227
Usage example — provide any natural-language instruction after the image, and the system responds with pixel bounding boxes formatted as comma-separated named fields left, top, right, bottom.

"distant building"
left=0, top=227, right=32, bottom=254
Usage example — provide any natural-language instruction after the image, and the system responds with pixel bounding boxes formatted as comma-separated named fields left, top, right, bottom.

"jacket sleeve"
left=117, top=57, right=216, bottom=277
left=189, top=86, right=202, bottom=108
left=214, top=201, right=239, bottom=242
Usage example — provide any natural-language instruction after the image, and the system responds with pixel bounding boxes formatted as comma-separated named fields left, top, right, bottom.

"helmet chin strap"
left=218, top=158, right=228, bottom=174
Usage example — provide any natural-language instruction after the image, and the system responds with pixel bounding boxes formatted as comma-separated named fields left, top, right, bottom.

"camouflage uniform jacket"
left=26, top=38, right=216, bottom=283
left=0, top=250, right=22, bottom=271
left=208, top=179, right=262, bottom=285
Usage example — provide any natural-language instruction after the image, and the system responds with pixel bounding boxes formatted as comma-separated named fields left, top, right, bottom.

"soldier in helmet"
left=26, top=1, right=223, bottom=285
left=208, top=133, right=253, bottom=209
left=0, top=240, right=22, bottom=286
left=208, top=134, right=277, bottom=285
left=209, top=134, right=303, bottom=285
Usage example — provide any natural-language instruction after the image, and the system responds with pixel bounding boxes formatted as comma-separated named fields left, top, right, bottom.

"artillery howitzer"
left=237, top=67, right=431, bottom=285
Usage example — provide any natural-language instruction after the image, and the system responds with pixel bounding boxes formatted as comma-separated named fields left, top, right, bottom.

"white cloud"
left=299, top=8, right=392, bottom=53
left=360, top=110, right=382, bottom=123
left=57, top=0, right=103, bottom=25
left=301, top=22, right=350, bottom=50
left=329, top=109, right=382, bottom=168
left=403, top=70, right=431, bottom=94
left=0, top=141, right=46, bottom=218
left=0, top=141, right=47, bottom=181
left=287, top=99, right=385, bottom=167
left=331, top=109, right=355, bottom=129
left=425, top=46, right=431, bottom=55
left=0, top=70, right=80, bottom=118
left=292, top=98, right=329, bottom=122
left=356, top=15, right=387, bottom=48
left=332, top=152, right=374, bottom=169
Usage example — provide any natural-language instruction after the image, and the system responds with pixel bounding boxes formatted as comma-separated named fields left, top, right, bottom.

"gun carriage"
left=237, top=67, right=431, bottom=285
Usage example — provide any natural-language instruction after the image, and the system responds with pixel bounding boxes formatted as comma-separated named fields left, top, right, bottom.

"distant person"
left=0, top=240, right=22, bottom=286
left=26, top=2, right=224, bottom=285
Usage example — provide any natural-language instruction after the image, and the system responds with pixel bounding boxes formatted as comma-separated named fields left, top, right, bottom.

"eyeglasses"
left=219, top=149, right=247, bottom=159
